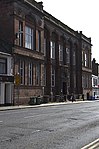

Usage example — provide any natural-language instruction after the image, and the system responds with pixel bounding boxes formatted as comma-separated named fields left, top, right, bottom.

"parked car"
left=95, top=95, right=99, bottom=99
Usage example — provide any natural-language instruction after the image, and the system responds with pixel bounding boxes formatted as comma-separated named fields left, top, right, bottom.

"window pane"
left=36, top=64, right=40, bottom=85
left=66, top=48, right=70, bottom=63
left=51, top=66, right=55, bottom=87
left=50, top=41, right=55, bottom=59
left=29, top=62, right=33, bottom=85
left=59, top=44, right=63, bottom=61
left=0, top=59, right=6, bottom=74
left=44, top=38, right=46, bottom=56
left=20, top=60, right=24, bottom=85
left=25, top=26, right=33, bottom=50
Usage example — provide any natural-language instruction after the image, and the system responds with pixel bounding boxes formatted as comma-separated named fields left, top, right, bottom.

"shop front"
left=0, top=75, right=14, bottom=106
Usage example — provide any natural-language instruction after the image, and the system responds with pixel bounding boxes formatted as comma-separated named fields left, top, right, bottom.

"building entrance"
left=0, top=83, right=12, bottom=105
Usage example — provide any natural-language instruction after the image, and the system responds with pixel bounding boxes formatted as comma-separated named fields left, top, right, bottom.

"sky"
left=36, top=0, right=99, bottom=63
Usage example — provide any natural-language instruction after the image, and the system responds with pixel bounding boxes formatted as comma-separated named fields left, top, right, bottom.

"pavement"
left=0, top=100, right=98, bottom=111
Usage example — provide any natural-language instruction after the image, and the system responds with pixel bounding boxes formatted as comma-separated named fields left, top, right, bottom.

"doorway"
left=5, top=83, right=11, bottom=105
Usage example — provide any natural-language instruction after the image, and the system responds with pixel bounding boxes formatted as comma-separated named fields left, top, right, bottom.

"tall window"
left=37, top=30, right=41, bottom=52
left=43, top=66, right=46, bottom=86
left=59, top=44, right=63, bottom=61
left=29, top=62, right=33, bottom=85
left=19, top=60, right=25, bottom=85
left=36, top=64, right=40, bottom=85
left=0, top=58, right=7, bottom=74
left=82, top=74, right=89, bottom=88
left=25, top=26, right=34, bottom=49
left=19, top=21, right=23, bottom=46
left=50, top=41, right=55, bottom=59
left=51, top=66, right=55, bottom=87
left=41, top=65, right=46, bottom=86
left=0, top=83, right=1, bottom=96
left=85, top=53, right=88, bottom=67
left=82, top=51, right=84, bottom=66
left=73, top=51, right=76, bottom=65
left=44, top=38, right=46, bottom=56
left=66, top=48, right=70, bottom=64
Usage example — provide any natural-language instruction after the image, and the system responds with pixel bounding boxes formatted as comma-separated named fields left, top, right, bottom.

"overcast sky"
left=36, top=0, right=99, bottom=63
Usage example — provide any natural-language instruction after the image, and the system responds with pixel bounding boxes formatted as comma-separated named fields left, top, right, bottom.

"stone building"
left=92, top=58, right=99, bottom=98
left=0, top=0, right=92, bottom=105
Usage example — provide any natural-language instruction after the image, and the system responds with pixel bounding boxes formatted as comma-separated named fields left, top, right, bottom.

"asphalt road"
left=0, top=101, right=99, bottom=149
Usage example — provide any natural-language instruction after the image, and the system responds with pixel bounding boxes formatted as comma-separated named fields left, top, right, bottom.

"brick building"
left=0, top=0, right=92, bottom=105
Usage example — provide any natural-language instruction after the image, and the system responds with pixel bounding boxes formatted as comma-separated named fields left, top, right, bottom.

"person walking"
left=71, top=93, right=74, bottom=102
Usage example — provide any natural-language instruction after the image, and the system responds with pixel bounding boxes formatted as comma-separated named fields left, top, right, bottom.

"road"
left=0, top=101, right=99, bottom=149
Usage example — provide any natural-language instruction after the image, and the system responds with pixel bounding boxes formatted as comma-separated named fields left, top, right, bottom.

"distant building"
left=92, top=58, right=99, bottom=98
left=0, top=0, right=92, bottom=105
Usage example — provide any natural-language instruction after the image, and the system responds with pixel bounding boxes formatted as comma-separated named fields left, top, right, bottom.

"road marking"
left=24, top=113, right=49, bottom=119
left=0, top=121, right=3, bottom=123
left=81, top=138, right=99, bottom=149
left=24, top=115, right=35, bottom=119
left=32, top=130, right=41, bottom=133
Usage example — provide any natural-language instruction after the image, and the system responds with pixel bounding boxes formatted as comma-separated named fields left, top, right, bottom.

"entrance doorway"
left=5, top=83, right=11, bottom=105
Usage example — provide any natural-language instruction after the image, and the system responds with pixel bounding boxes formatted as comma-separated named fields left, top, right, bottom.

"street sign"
left=15, top=74, right=20, bottom=85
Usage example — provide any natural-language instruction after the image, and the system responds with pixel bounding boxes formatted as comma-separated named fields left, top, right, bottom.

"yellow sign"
left=15, top=74, right=20, bottom=85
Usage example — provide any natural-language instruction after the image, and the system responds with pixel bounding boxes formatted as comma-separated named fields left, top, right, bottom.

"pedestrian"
left=71, top=93, right=74, bottom=102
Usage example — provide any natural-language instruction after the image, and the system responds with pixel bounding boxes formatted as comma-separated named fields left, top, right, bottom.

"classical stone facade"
left=0, top=0, right=92, bottom=105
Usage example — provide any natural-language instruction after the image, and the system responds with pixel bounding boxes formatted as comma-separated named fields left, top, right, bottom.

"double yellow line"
left=81, top=138, right=99, bottom=149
